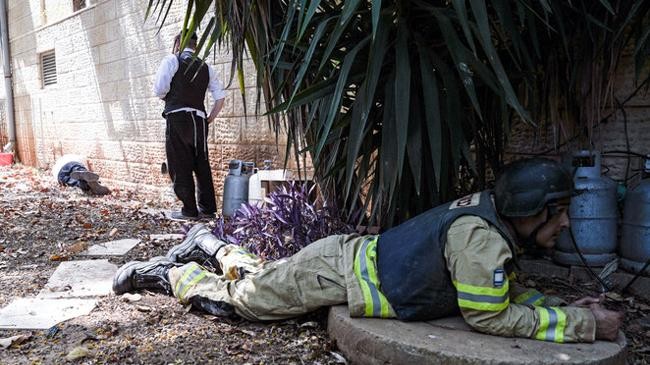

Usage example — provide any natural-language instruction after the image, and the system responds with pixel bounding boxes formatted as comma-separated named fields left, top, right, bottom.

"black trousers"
left=58, top=161, right=90, bottom=192
left=165, top=111, right=217, bottom=216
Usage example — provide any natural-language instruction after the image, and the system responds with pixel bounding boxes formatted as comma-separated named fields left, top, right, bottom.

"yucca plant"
left=146, top=0, right=650, bottom=228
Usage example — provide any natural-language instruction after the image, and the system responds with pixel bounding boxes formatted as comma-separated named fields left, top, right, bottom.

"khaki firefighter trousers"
left=168, top=234, right=371, bottom=321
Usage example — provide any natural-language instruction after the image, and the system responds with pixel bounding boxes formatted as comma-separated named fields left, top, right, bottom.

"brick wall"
left=6, top=0, right=292, bottom=201
left=504, top=52, right=650, bottom=186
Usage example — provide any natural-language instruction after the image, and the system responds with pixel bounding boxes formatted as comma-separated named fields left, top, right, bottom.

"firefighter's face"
left=534, top=200, right=571, bottom=248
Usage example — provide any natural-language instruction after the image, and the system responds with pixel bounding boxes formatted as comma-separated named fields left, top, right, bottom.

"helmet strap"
left=518, top=207, right=551, bottom=249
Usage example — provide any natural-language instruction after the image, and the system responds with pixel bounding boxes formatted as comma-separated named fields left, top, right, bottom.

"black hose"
left=566, top=220, right=612, bottom=293
left=621, top=257, right=650, bottom=294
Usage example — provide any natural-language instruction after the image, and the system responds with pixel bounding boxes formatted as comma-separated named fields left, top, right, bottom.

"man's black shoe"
left=70, top=170, right=99, bottom=182
left=198, top=211, right=216, bottom=220
left=168, top=211, right=198, bottom=221
left=166, top=223, right=225, bottom=273
left=113, top=257, right=179, bottom=295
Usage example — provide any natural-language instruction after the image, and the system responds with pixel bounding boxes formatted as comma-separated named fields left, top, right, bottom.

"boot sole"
left=166, top=224, right=211, bottom=262
left=112, top=261, right=141, bottom=295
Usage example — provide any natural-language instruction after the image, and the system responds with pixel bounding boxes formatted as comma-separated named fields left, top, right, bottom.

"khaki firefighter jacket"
left=444, top=215, right=596, bottom=342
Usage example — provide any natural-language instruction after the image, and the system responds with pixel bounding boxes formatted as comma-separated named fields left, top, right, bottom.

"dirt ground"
left=1, top=164, right=649, bottom=364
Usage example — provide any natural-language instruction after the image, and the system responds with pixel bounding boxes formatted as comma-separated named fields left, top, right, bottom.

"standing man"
left=154, top=31, right=226, bottom=220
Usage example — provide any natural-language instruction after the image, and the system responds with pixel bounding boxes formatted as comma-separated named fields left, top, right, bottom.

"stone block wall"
left=6, top=0, right=293, bottom=202
left=505, top=52, right=650, bottom=188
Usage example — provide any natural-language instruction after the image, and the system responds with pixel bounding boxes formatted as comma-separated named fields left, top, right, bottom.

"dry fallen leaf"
left=67, top=241, right=88, bottom=255
left=0, top=332, right=32, bottom=348
left=49, top=254, right=69, bottom=261
left=121, top=293, right=142, bottom=303
left=135, top=305, right=153, bottom=312
left=82, top=223, right=92, bottom=229
left=605, top=292, right=624, bottom=302
left=65, top=346, right=90, bottom=361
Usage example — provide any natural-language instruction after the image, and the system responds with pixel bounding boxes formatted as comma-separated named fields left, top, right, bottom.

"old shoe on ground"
left=113, top=257, right=179, bottom=295
left=70, top=170, right=99, bottom=182
left=166, top=223, right=226, bottom=273
left=87, top=181, right=111, bottom=195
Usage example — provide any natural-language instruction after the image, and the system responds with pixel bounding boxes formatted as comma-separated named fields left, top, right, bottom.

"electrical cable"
left=566, top=220, right=612, bottom=293
left=602, top=150, right=648, bottom=158
left=620, top=257, right=650, bottom=294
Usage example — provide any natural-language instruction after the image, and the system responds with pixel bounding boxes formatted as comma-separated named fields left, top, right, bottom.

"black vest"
left=163, top=51, right=210, bottom=116
left=376, top=191, right=516, bottom=321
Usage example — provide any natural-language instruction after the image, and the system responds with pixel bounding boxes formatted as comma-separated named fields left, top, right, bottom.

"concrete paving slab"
left=328, top=306, right=627, bottom=365
left=0, top=298, right=97, bottom=330
left=80, top=238, right=140, bottom=256
left=37, top=260, right=117, bottom=299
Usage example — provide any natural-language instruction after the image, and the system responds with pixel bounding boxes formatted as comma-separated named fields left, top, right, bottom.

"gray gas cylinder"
left=620, top=158, right=650, bottom=275
left=222, top=160, right=250, bottom=217
left=554, top=151, right=618, bottom=266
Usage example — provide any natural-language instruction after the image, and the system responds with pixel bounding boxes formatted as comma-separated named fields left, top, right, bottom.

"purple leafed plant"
left=212, top=182, right=355, bottom=260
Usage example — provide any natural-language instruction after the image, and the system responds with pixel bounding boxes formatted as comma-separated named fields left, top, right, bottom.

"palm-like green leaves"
left=146, top=0, right=650, bottom=227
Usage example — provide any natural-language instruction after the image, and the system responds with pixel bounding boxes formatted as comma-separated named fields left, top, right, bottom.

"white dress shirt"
left=153, top=48, right=226, bottom=118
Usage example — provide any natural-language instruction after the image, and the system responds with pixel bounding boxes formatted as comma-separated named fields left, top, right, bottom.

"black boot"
left=113, top=257, right=179, bottom=295
left=166, top=224, right=226, bottom=273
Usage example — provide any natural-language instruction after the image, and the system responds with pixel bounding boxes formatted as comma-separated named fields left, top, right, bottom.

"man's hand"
left=590, top=303, right=624, bottom=341
left=571, top=294, right=604, bottom=307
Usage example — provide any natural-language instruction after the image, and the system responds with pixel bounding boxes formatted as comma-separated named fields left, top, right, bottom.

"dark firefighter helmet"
left=494, top=158, right=573, bottom=217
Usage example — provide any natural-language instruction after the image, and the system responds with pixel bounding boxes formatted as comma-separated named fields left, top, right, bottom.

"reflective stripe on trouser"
left=216, top=244, right=264, bottom=280
left=453, top=279, right=510, bottom=312
left=513, top=289, right=545, bottom=306
left=534, top=306, right=567, bottom=343
left=168, top=235, right=366, bottom=321
left=352, top=236, right=394, bottom=318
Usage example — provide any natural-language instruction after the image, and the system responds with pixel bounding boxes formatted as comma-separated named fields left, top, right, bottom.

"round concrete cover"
left=328, top=306, right=626, bottom=365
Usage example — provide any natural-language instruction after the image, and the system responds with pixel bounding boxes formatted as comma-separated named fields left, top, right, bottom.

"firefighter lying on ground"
left=113, top=158, right=623, bottom=343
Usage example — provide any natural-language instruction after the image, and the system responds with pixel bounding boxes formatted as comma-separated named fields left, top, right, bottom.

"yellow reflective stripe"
left=179, top=271, right=206, bottom=299
left=457, top=298, right=510, bottom=311
left=554, top=307, right=567, bottom=343
left=363, top=240, right=391, bottom=317
left=453, top=280, right=509, bottom=297
left=353, top=237, right=391, bottom=317
left=353, top=242, right=372, bottom=316
left=174, top=263, right=208, bottom=301
left=534, top=307, right=567, bottom=343
left=514, top=290, right=545, bottom=306
left=454, top=279, right=510, bottom=312
left=174, top=263, right=199, bottom=295
left=535, top=307, right=550, bottom=341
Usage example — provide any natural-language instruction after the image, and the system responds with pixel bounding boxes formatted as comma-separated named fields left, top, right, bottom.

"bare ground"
left=1, top=164, right=648, bottom=364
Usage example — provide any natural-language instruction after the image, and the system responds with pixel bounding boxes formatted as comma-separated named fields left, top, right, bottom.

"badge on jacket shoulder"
left=493, top=268, right=505, bottom=287
left=449, top=192, right=480, bottom=209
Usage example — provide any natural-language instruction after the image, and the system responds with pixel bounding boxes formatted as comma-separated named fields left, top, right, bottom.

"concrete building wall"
left=6, top=0, right=286, bottom=198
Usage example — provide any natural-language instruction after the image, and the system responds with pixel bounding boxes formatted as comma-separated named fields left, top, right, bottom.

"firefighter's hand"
left=590, top=303, right=623, bottom=341
left=571, top=294, right=604, bottom=307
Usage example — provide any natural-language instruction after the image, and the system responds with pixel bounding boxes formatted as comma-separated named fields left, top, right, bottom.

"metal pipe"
left=0, top=0, right=15, bottom=152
